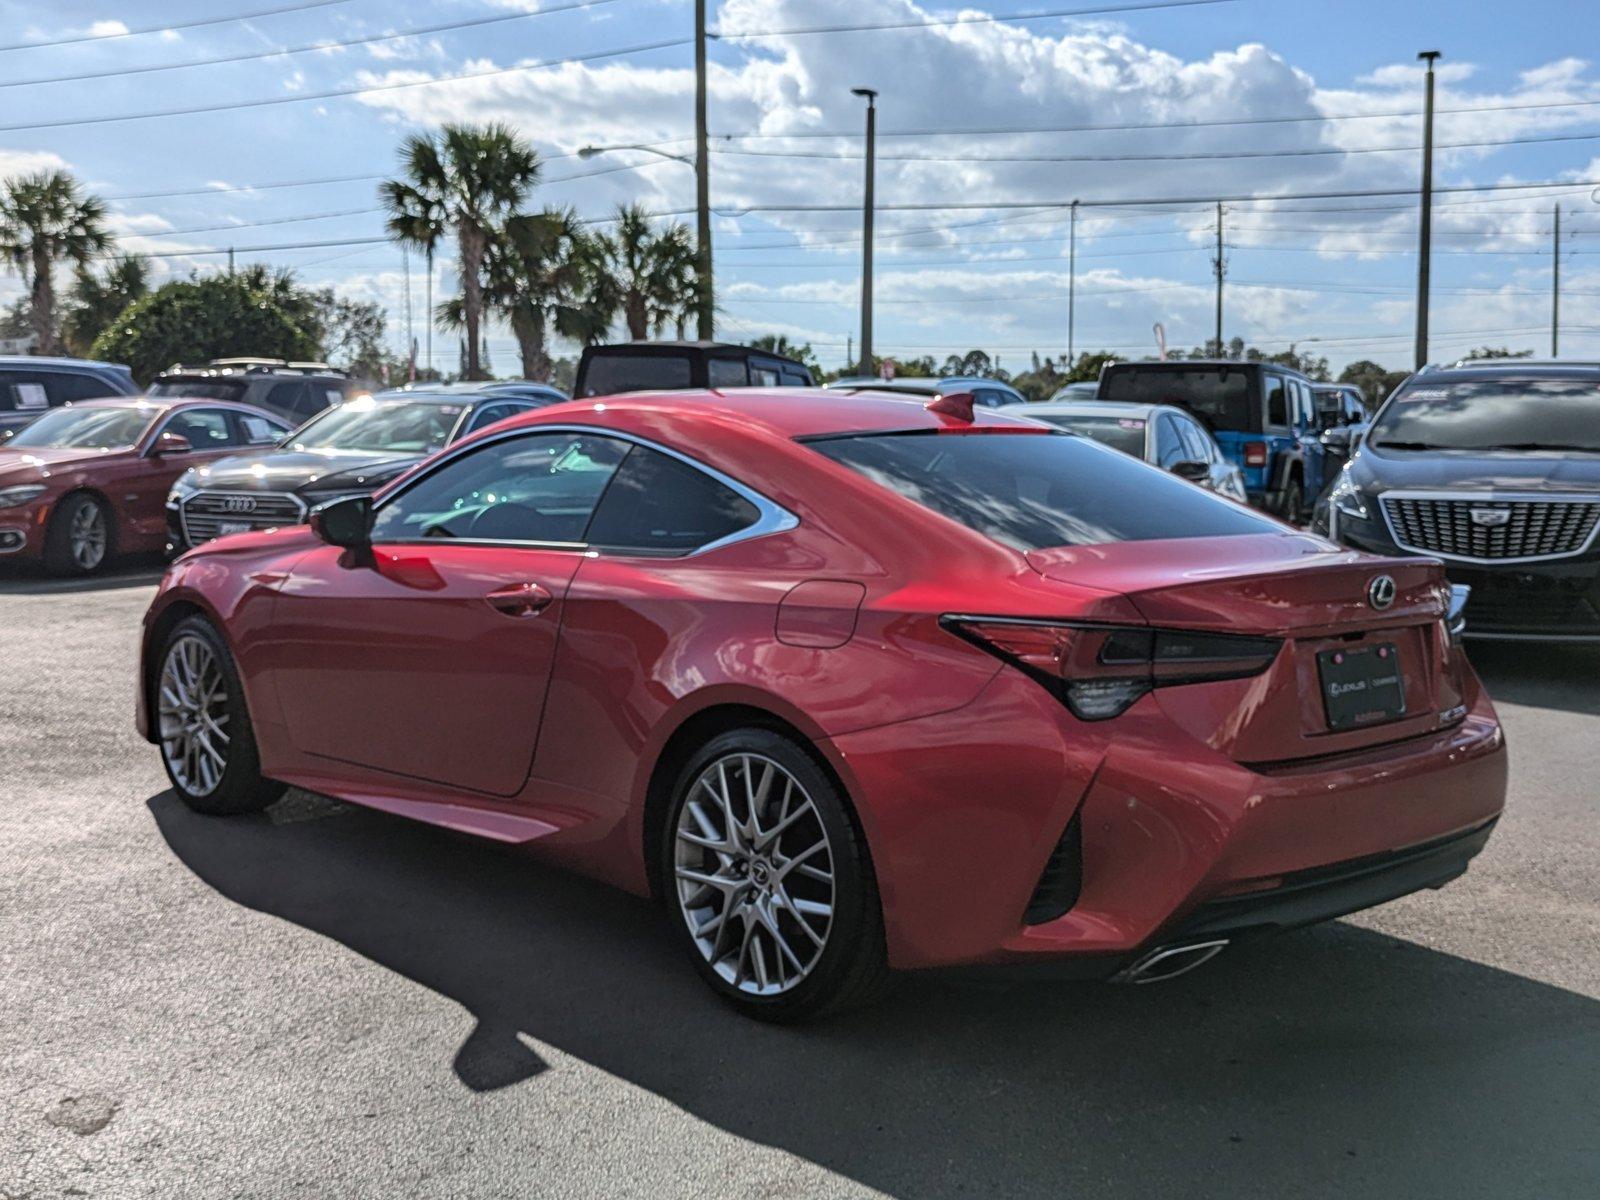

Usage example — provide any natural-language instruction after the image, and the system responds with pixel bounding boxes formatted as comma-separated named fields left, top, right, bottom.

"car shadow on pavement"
left=1468, top=641, right=1600, bottom=716
left=0, top=558, right=165, bottom=595
left=149, top=790, right=1600, bottom=1200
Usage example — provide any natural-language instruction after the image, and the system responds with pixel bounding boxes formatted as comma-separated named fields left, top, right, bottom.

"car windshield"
left=7, top=406, right=154, bottom=449
left=1100, top=366, right=1254, bottom=432
left=809, top=429, right=1273, bottom=552
left=1369, top=378, right=1600, bottom=452
left=287, top=399, right=462, bottom=453
left=1029, top=413, right=1146, bottom=456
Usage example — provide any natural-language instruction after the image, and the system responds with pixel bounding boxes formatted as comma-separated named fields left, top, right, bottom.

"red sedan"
left=0, top=398, right=289, bottom=574
left=137, top=390, right=1507, bottom=1020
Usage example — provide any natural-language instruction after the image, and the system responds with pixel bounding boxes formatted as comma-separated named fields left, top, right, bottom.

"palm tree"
left=381, top=123, right=540, bottom=380
left=603, top=204, right=701, bottom=340
left=0, top=170, right=111, bottom=355
left=64, top=253, right=150, bottom=356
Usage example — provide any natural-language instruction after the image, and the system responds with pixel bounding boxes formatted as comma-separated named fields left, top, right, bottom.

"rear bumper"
left=826, top=667, right=1507, bottom=972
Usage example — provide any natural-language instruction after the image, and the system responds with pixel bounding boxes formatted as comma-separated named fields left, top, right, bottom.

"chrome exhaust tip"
left=1111, top=938, right=1229, bottom=985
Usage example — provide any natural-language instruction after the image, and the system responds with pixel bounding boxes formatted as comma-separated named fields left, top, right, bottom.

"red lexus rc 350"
left=137, top=390, right=1507, bottom=1019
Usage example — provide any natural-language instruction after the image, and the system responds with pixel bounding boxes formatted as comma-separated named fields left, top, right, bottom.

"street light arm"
left=577, top=143, right=694, bottom=165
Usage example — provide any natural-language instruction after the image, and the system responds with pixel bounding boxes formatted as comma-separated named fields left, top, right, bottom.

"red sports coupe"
left=137, top=390, right=1507, bottom=1019
left=0, top=398, right=289, bottom=574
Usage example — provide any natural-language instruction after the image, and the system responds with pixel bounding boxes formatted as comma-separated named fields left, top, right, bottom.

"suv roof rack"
left=159, top=357, right=346, bottom=379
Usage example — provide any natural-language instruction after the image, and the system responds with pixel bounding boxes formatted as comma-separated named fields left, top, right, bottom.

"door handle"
left=485, top=581, right=553, bottom=617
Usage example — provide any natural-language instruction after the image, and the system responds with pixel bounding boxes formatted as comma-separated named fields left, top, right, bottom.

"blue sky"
left=1, top=0, right=1598, bottom=374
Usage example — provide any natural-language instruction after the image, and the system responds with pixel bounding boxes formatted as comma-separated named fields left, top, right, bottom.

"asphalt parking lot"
left=2, top=563, right=1597, bottom=1200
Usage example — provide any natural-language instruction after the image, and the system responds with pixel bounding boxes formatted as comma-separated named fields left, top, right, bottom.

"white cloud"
left=86, top=19, right=129, bottom=37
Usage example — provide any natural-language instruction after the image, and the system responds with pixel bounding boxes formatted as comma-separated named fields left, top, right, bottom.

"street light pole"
left=852, top=87, right=877, bottom=375
left=1213, top=200, right=1225, bottom=355
left=1415, top=50, right=1441, bottom=371
left=694, top=0, right=713, bottom=340
left=1552, top=202, right=1562, bottom=357
left=1067, top=199, right=1078, bottom=368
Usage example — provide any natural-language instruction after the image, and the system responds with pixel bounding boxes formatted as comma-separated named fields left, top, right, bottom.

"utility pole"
left=1213, top=201, right=1225, bottom=355
left=693, top=0, right=713, bottom=340
left=227, top=247, right=235, bottom=275
left=425, top=249, right=433, bottom=378
left=1067, top=199, right=1078, bottom=367
left=852, top=87, right=878, bottom=375
left=401, top=245, right=414, bottom=381
left=1552, top=202, right=1562, bottom=357
left=846, top=335, right=853, bottom=373
left=1415, top=50, right=1441, bottom=370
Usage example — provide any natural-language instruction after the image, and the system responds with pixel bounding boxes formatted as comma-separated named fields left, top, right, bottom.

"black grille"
left=1024, top=811, right=1083, bottom=925
left=180, top=491, right=305, bottom=547
left=1383, top=495, right=1600, bottom=562
left=1453, top=568, right=1600, bottom=634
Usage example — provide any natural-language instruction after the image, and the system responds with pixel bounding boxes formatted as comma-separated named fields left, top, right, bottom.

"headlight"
left=167, top=468, right=202, bottom=504
left=0, top=484, right=46, bottom=509
left=1327, top=471, right=1369, bottom=520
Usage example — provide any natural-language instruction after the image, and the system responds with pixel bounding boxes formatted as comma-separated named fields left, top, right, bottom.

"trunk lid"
left=1026, top=533, right=1466, bottom=764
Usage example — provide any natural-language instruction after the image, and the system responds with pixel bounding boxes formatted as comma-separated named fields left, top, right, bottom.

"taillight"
left=1243, top=442, right=1268, bottom=468
left=942, top=616, right=1281, bottom=721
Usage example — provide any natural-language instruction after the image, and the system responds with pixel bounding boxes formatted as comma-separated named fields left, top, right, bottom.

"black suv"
left=574, top=341, right=814, bottom=397
left=149, top=359, right=353, bottom=428
left=1314, top=363, right=1600, bottom=641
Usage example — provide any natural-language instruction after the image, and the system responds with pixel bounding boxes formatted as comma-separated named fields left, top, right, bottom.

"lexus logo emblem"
left=1367, top=574, right=1397, bottom=610
left=219, top=496, right=258, bottom=514
left=1469, top=506, right=1511, bottom=527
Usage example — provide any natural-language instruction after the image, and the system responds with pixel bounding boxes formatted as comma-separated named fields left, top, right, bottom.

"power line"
left=0, top=0, right=623, bottom=90
left=116, top=207, right=385, bottom=242
left=712, top=0, right=1234, bottom=40
left=707, top=128, right=1600, bottom=165
left=0, top=35, right=694, bottom=134
left=0, top=0, right=357, bottom=54
left=709, top=97, right=1600, bottom=142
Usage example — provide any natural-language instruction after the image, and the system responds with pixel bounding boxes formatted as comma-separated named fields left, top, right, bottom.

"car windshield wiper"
left=1474, top=442, right=1600, bottom=453
left=1370, top=440, right=1451, bottom=451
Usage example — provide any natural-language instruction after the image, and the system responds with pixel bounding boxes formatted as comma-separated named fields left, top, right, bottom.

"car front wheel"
left=664, top=728, right=890, bottom=1021
left=44, top=492, right=112, bottom=575
left=156, top=616, right=286, bottom=815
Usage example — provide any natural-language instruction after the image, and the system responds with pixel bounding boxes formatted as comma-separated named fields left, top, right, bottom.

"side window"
left=780, top=366, right=811, bottom=386
left=163, top=408, right=238, bottom=450
left=1155, top=415, right=1187, bottom=467
left=1263, top=374, right=1288, bottom=429
left=372, top=432, right=627, bottom=545
left=231, top=411, right=287, bottom=446
left=707, top=358, right=749, bottom=388
left=52, top=373, right=113, bottom=403
left=1177, top=417, right=1214, bottom=463
left=0, top=373, right=51, bottom=413
left=587, top=445, right=760, bottom=555
left=972, top=388, right=1007, bottom=409
left=1292, top=381, right=1312, bottom=429
left=262, top=381, right=306, bottom=417
left=750, top=360, right=782, bottom=387
left=1345, top=392, right=1366, bottom=422
left=469, top=402, right=529, bottom=435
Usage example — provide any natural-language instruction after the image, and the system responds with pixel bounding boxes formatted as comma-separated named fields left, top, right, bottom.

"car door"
left=123, top=407, right=253, bottom=543
left=268, top=429, right=630, bottom=797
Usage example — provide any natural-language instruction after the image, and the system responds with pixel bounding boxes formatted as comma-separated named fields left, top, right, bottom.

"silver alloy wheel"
left=673, top=753, right=836, bottom=996
left=69, top=500, right=106, bottom=571
left=158, top=634, right=231, bottom=797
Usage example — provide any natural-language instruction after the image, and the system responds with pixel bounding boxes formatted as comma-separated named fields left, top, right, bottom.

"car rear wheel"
left=156, top=616, right=286, bottom=815
left=44, top=492, right=112, bottom=575
left=663, top=728, right=890, bottom=1021
left=1279, top=477, right=1304, bottom=524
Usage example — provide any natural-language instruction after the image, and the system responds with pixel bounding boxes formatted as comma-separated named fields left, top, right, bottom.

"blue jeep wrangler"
left=1098, top=360, right=1328, bottom=520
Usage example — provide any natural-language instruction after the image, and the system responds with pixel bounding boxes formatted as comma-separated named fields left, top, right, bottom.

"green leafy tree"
left=602, top=204, right=700, bottom=339
left=382, top=123, right=541, bottom=380
left=1462, top=345, right=1534, bottom=361
left=64, top=254, right=150, bottom=356
left=0, top=170, right=110, bottom=354
left=1338, top=359, right=1410, bottom=407
left=308, top=288, right=388, bottom=377
left=91, top=270, right=319, bottom=384
left=1067, top=350, right=1117, bottom=384
left=750, top=334, right=820, bottom=373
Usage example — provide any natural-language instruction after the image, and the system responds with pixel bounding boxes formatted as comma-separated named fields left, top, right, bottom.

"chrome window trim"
left=369, top=423, right=799, bottom=558
left=1379, top=489, right=1600, bottom=565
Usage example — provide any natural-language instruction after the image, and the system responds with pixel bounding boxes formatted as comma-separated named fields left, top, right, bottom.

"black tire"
left=661, top=728, right=892, bottom=1022
left=43, top=491, right=113, bottom=576
left=155, top=615, right=286, bottom=816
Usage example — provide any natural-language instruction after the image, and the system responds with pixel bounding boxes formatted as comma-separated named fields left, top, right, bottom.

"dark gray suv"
left=0, top=356, right=138, bottom=436
left=148, top=359, right=353, bottom=429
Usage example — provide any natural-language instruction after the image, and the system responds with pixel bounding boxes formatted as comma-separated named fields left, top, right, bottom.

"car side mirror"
left=1319, top=427, right=1351, bottom=450
left=151, top=431, right=192, bottom=456
left=0, top=428, right=14, bottom=445
left=309, top=494, right=372, bottom=552
left=1171, top=459, right=1210, bottom=482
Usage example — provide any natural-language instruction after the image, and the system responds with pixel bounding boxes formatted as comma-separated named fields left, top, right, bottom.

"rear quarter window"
left=1101, top=365, right=1257, bottom=432
left=582, top=354, right=693, bottom=396
left=809, top=430, right=1274, bottom=552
